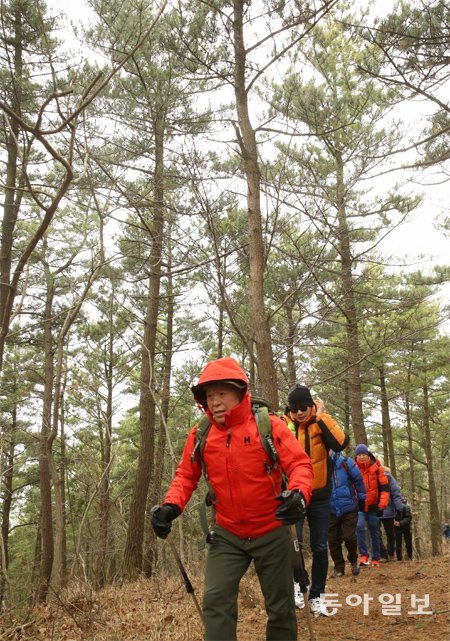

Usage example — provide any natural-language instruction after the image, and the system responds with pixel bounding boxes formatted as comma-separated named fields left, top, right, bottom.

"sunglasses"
left=290, top=404, right=312, bottom=413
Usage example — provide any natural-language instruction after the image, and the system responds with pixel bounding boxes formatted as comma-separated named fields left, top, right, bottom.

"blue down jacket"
left=380, top=472, right=403, bottom=519
left=330, top=452, right=366, bottom=517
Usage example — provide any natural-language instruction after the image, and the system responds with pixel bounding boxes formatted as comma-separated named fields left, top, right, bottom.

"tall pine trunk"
left=232, top=0, right=278, bottom=408
left=144, top=242, right=175, bottom=577
left=422, top=382, right=441, bottom=556
left=49, top=362, right=68, bottom=597
left=124, top=118, right=165, bottom=579
left=216, top=254, right=226, bottom=359
left=286, top=307, right=297, bottom=386
left=0, top=4, right=22, bottom=351
left=0, top=395, right=16, bottom=608
left=335, top=152, right=366, bottom=443
left=405, top=360, right=420, bottom=557
left=95, top=315, right=113, bottom=589
left=380, top=365, right=396, bottom=475
left=37, top=280, right=54, bottom=602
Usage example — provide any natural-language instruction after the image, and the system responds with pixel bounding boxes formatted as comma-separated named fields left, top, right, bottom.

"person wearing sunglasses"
left=282, top=383, right=349, bottom=617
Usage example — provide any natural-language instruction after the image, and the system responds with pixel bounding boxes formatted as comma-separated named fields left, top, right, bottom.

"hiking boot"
left=331, top=568, right=344, bottom=578
left=359, top=555, right=370, bottom=566
left=371, top=559, right=380, bottom=567
left=294, top=581, right=305, bottom=609
left=309, top=597, right=330, bottom=617
left=351, top=562, right=360, bottom=576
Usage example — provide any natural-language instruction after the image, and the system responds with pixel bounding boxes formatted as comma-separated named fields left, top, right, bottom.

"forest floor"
left=2, top=554, right=449, bottom=641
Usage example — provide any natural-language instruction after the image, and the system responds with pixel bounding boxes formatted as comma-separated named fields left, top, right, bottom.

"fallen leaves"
left=7, top=555, right=449, bottom=641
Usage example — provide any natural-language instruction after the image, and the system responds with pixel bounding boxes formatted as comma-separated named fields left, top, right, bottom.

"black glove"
left=151, top=504, right=181, bottom=539
left=358, top=499, right=366, bottom=512
left=376, top=508, right=384, bottom=517
left=275, top=490, right=307, bottom=525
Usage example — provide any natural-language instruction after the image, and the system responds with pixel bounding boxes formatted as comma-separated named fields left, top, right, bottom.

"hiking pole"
left=289, top=524, right=317, bottom=641
left=167, top=535, right=204, bottom=624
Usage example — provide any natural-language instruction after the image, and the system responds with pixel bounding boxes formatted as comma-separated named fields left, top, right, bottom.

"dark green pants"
left=203, top=524, right=297, bottom=641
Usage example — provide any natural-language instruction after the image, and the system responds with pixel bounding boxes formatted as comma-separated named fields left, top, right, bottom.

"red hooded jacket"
left=164, top=357, right=313, bottom=539
left=356, top=454, right=389, bottom=512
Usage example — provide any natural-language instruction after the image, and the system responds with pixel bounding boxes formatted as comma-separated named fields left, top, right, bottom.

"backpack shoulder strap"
left=252, top=403, right=280, bottom=465
left=191, top=413, right=216, bottom=500
left=190, top=414, right=212, bottom=463
left=191, top=414, right=217, bottom=538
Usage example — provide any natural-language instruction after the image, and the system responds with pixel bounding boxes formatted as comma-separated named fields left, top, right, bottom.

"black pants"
left=380, top=518, right=395, bottom=557
left=328, top=511, right=358, bottom=572
left=395, top=526, right=412, bottom=560
left=294, top=497, right=330, bottom=599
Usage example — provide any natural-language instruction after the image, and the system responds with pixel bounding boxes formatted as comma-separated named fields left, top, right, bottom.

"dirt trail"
left=3, top=555, right=448, bottom=640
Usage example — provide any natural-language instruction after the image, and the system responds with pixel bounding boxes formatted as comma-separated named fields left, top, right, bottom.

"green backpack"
left=190, top=397, right=285, bottom=547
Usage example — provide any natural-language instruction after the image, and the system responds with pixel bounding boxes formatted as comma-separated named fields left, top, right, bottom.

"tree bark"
left=404, top=359, right=420, bottom=557
left=232, top=0, right=278, bottom=408
left=344, top=380, right=351, bottom=437
left=0, top=396, right=16, bottom=608
left=380, top=365, right=396, bottom=475
left=49, top=251, right=104, bottom=595
left=36, top=280, right=54, bottom=602
left=216, top=254, right=225, bottom=359
left=124, top=117, right=165, bottom=579
left=421, top=381, right=441, bottom=556
left=335, top=152, right=366, bottom=443
left=144, top=241, right=174, bottom=577
left=286, top=306, right=297, bottom=386
left=0, top=3, right=23, bottom=341
left=49, top=369, right=67, bottom=597
left=95, top=309, right=114, bottom=589
left=31, top=527, right=42, bottom=597
left=379, top=370, right=389, bottom=466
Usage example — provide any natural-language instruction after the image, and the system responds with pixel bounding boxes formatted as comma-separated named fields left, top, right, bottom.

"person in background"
left=394, top=496, right=413, bottom=560
left=354, top=444, right=389, bottom=567
left=379, top=467, right=404, bottom=562
left=151, top=357, right=313, bottom=641
left=443, top=522, right=450, bottom=542
left=328, top=450, right=366, bottom=577
left=282, top=384, right=349, bottom=617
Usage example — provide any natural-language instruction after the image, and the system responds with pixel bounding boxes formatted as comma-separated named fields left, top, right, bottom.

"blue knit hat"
left=355, top=444, right=369, bottom=456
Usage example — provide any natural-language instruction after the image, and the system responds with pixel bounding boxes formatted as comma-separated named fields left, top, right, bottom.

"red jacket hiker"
left=152, top=356, right=314, bottom=641
left=355, top=443, right=390, bottom=566
left=163, top=357, right=313, bottom=539
left=356, top=456, right=389, bottom=512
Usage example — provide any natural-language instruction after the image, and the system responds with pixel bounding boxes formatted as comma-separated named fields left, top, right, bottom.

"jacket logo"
left=244, top=436, right=251, bottom=445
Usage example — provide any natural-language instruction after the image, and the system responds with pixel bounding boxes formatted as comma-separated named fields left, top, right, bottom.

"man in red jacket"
left=151, top=357, right=313, bottom=641
left=354, top=444, right=389, bottom=567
